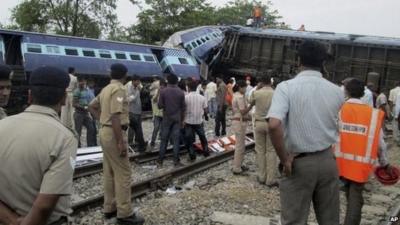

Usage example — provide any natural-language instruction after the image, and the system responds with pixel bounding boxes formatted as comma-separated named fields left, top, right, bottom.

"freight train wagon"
left=218, top=26, right=400, bottom=90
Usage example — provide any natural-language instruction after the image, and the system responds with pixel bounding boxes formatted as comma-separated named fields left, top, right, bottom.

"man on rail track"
left=73, top=76, right=97, bottom=147
left=248, top=75, right=277, bottom=186
left=89, top=63, right=145, bottom=225
left=0, top=64, right=12, bottom=120
left=0, top=66, right=78, bottom=225
left=337, top=78, right=392, bottom=225
left=268, top=40, right=344, bottom=225
left=157, top=73, right=186, bottom=167
left=126, top=75, right=147, bottom=152
left=184, top=79, right=210, bottom=161
left=61, top=67, right=78, bottom=130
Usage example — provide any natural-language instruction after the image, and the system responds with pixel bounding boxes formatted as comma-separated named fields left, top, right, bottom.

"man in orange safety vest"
left=337, top=78, right=392, bottom=225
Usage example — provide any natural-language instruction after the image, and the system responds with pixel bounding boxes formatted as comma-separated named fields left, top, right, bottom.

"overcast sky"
left=1, top=0, right=399, bottom=38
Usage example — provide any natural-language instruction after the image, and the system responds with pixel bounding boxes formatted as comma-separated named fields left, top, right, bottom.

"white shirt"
left=184, top=92, right=207, bottom=125
left=66, top=74, right=78, bottom=92
left=205, top=81, right=217, bottom=100
left=361, top=87, right=374, bottom=107
left=246, top=18, right=254, bottom=26
left=245, top=85, right=253, bottom=101
left=394, top=92, right=400, bottom=118
left=389, top=86, right=400, bottom=104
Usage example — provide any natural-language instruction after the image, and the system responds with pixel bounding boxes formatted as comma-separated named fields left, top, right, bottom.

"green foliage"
left=8, top=0, right=285, bottom=43
left=10, top=0, right=118, bottom=38
left=121, top=0, right=283, bottom=44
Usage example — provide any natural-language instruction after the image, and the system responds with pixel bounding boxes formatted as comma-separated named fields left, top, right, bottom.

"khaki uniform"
left=231, top=92, right=250, bottom=173
left=250, top=86, right=277, bottom=184
left=90, top=80, right=132, bottom=218
left=61, top=74, right=78, bottom=129
left=0, top=107, right=7, bottom=120
left=0, top=105, right=77, bottom=225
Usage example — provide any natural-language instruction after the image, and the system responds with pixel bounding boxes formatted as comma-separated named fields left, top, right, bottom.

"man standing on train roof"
left=0, top=66, right=78, bottom=225
left=126, top=74, right=147, bottom=152
left=267, top=40, right=344, bottom=225
left=89, top=63, right=145, bottom=225
left=0, top=64, right=12, bottom=120
left=337, top=78, right=391, bottom=225
left=61, top=67, right=78, bottom=129
left=252, top=3, right=262, bottom=28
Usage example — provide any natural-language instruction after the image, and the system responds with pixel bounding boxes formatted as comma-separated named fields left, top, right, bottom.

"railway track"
left=72, top=134, right=255, bottom=213
left=73, top=146, right=188, bottom=179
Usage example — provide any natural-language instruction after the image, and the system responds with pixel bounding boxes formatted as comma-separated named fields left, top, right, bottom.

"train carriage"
left=218, top=26, right=400, bottom=91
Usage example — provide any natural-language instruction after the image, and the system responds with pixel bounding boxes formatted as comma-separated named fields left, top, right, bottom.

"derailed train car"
left=217, top=26, right=400, bottom=90
left=0, top=29, right=204, bottom=113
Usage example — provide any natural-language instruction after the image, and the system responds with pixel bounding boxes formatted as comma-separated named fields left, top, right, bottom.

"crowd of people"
left=0, top=39, right=399, bottom=225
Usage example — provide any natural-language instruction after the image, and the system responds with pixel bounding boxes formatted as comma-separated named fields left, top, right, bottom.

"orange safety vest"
left=336, top=102, right=385, bottom=183
left=253, top=7, right=262, bottom=18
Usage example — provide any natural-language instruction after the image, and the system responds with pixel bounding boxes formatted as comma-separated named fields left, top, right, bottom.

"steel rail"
left=73, top=147, right=188, bottom=179
left=72, top=135, right=255, bottom=213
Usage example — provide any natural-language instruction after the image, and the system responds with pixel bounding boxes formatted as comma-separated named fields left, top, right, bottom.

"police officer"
left=89, top=63, right=145, bottom=225
left=0, top=64, right=12, bottom=120
left=231, top=80, right=251, bottom=174
left=61, top=67, right=78, bottom=129
left=0, top=66, right=78, bottom=225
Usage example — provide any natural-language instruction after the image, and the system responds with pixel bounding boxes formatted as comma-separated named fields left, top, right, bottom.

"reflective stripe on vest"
left=334, top=151, right=377, bottom=165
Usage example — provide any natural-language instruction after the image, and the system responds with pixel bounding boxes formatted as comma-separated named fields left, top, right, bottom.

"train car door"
left=2, top=34, right=23, bottom=66
left=0, top=36, right=4, bottom=64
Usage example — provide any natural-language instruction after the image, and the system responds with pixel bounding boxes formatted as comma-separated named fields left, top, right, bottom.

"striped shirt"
left=267, top=70, right=345, bottom=153
left=185, top=91, right=207, bottom=125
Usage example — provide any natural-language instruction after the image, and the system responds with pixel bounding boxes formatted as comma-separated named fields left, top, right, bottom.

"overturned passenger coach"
left=218, top=26, right=400, bottom=91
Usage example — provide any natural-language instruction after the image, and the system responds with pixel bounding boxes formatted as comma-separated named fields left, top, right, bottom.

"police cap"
left=110, top=63, right=128, bottom=79
left=0, top=64, right=12, bottom=81
left=29, top=66, right=70, bottom=89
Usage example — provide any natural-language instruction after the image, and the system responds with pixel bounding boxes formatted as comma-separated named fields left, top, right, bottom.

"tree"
left=124, top=0, right=284, bottom=44
left=214, top=0, right=282, bottom=27
left=125, top=0, right=217, bottom=44
left=11, top=0, right=118, bottom=38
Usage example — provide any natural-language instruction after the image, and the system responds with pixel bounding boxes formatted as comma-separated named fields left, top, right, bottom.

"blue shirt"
left=73, top=87, right=93, bottom=109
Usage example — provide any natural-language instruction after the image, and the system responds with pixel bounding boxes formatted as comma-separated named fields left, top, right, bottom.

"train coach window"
left=99, top=50, right=112, bottom=58
left=191, top=42, right=197, bottom=48
left=213, top=33, right=218, bottom=38
left=83, top=50, right=96, bottom=57
left=27, top=44, right=42, bottom=53
left=144, top=55, right=155, bottom=62
left=46, top=46, right=60, bottom=54
left=205, top=36, right=210, bottom=41
left=196, top=40, right=202, bottom=45
left=201, top=38, right=206, bottom=43
left=178, top=58, right=189, bottom=65
left=130, top=54, right=141, bottom=61
left=115, top=53, right=127, bottom=60
left=186, top=45, right=193, bottom=51
left=65, top=48, right=78, bottom=56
